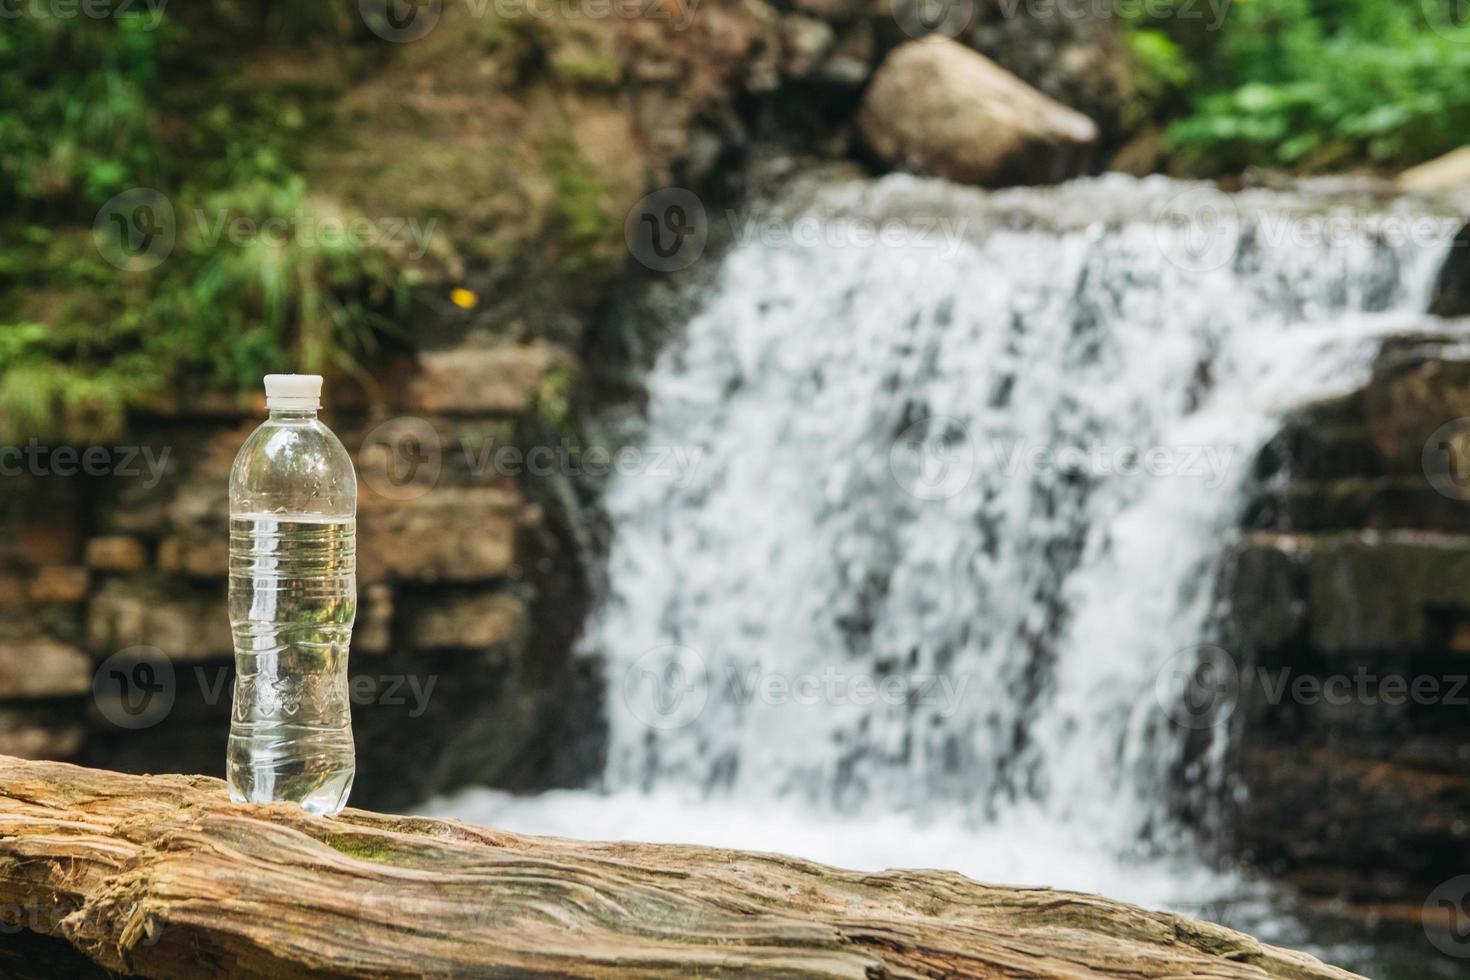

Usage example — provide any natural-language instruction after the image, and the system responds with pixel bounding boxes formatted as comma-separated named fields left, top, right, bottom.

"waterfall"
left=430, top=174, right=1451, bottom=912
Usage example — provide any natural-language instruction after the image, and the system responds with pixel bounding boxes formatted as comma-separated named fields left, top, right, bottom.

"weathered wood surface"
left=0, top=757, right=1360, bottom=979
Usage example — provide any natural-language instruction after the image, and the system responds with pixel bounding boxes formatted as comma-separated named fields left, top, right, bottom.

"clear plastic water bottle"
left=227, top=374, right=357, bottom=815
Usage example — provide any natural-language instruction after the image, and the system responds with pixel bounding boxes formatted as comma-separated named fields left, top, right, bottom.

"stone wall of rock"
left=1219, top=334, right=1470, bottom=902
left=0, top=348, right=605, bottom=812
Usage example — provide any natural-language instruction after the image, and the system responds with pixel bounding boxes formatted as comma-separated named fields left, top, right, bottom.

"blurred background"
left=4, top=1, right=1470, bottom=976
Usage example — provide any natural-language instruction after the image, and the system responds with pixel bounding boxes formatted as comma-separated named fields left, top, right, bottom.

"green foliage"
left=0, top=14, right=160, bottom=206
left=0, top=6, right=405, bottom=441
left=171, top=177, right=403, bottom=390
left=1124, top=29, right=1194, bottom=129
left=539, top=138, right=616, bottom=275
left=533, top=364, right=577, bottom=437
left=1125, top=0, right=1470, bottom=173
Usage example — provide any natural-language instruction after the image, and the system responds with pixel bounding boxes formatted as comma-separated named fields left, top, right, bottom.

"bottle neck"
left=268, top=408, right=318, bottom=422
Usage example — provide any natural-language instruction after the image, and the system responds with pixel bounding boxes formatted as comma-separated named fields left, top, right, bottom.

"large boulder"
left=858, top=37, right=1099, bottom=187
left=1399, top=146, right=1470, bottom=193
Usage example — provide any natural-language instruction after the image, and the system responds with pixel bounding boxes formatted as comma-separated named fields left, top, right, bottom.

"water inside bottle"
left=227, top=514, right=356, bottom=815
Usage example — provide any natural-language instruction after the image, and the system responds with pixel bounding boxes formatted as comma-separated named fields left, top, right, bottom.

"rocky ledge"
left=1220, top=331, right=1470, bottom=903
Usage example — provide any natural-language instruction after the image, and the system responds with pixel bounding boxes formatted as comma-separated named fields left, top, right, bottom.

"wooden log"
left=0, top=756, right=1360, bottom=979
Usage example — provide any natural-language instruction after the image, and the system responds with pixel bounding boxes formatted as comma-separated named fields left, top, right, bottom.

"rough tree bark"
left=0, top=757, right=1360, bottom=979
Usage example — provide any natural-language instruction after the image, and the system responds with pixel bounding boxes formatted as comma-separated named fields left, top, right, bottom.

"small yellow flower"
left=450, top=288, right=479, bottom=310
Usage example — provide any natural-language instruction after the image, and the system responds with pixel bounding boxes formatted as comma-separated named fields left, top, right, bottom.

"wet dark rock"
left=1428, top=222, right=1470, bottom=317
left=1220, top=335, right=1470, bottom=900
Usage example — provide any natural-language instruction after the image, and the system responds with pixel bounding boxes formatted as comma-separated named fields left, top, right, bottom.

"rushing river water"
left=428, top=174, right=1457, bottom=975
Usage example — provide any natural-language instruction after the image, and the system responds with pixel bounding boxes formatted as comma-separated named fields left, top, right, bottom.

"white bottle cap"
left=264, top=374, right=322, bottom=411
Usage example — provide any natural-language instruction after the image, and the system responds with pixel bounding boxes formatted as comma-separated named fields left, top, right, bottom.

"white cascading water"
left=430, top=174, right=1453, bottom=919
